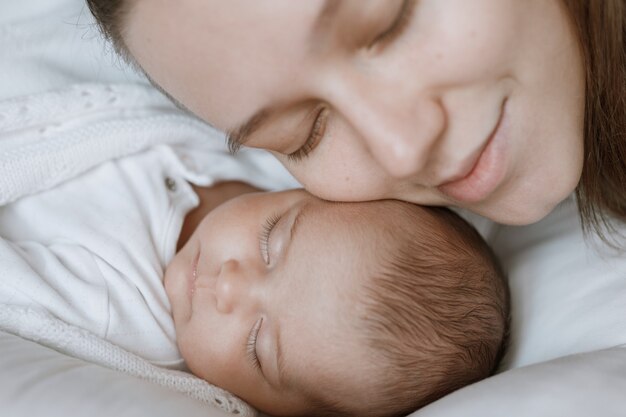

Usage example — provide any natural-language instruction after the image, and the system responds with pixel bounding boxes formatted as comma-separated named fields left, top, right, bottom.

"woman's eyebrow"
left=226, top=108, right=270, bottom=154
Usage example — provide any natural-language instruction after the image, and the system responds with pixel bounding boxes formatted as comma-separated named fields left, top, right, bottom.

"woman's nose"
left=335, top=81, right=446, bottom=180
left=214, top=259, right=261, bottom=314
left=363, top=97, right=445, bottom=180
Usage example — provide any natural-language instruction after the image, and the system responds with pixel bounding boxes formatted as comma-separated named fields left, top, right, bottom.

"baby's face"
left=165, top=189, right=385, bottom=415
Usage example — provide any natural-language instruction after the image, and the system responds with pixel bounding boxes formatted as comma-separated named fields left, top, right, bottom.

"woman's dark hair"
left=86, top=0, right=133, bottom=61
left=562, top=0, right=626, bottom=244
left=87, top=0, right=626, bottom=241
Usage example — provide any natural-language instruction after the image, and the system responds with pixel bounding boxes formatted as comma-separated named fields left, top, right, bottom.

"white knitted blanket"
left=0, top=83, right=256, bottom=417
left=0, top=83, right=214, bottom=205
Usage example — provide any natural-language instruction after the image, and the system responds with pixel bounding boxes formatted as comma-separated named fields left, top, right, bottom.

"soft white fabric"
left=0, top=83, right=297, bottom=206
left=414, top=345, right=626, bottom=417
left=0, top=0, right=145, bottom=100
left=0, top=307, right=250, bottom=416
left=0, top=146, right=199, bottom=367
left=0, top=329, right=233, bottom=417
left=0, top=119, right=298, bottom=368
left=0, top=81, right=297, bottom=416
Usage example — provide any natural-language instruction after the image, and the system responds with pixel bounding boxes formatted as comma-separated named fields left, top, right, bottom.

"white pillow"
left=413, top=345, right=626, bottom=417
left=491, top=196, right=626, bottom=369
left=0, top=330, right=231, bottom=417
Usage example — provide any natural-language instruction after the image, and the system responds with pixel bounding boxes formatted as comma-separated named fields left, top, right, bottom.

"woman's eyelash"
left=369, top=0, right=416, bottom=48
left=246, top=318, right=264, bottom=372
left=287, top=106, right=329, bottom=163
left=259, top=213, right=281, bottom=264
left=285, top=2, right=414, bottom=163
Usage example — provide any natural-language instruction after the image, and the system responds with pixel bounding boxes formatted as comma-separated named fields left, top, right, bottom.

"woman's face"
left=126, top=0, right=585, bottom=225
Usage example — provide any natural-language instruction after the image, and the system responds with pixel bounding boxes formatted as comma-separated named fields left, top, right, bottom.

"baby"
left=0, top=145, right=508, bottom=417
left=168, top=184, right=509, bottom=417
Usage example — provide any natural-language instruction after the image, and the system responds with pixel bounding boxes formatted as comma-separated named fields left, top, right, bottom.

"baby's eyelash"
left=259, top=213, right=281, bottom=264
left=246, top=338, right=260, bottom=371
left=246, top=318, right=264, bottom=372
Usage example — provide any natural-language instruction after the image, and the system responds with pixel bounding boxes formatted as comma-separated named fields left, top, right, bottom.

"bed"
left=2, top=1, right=626, bottom=416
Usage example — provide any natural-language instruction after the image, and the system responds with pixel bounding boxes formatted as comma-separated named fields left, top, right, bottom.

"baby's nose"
left=215, top=259, right=260, bottom=314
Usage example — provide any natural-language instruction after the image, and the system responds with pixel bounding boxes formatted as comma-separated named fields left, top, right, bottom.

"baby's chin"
left=163, top=246, right=193, bottom=324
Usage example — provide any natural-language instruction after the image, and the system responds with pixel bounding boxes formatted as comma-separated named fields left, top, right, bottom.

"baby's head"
left=165, top=189, right=508, bottom=417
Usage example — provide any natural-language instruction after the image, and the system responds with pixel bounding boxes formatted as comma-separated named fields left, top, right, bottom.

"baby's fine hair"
left=317, top=202, right=509, bottom=417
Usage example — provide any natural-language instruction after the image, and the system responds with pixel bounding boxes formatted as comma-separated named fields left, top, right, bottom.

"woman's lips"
left=437, top=99, right=509, bottom=204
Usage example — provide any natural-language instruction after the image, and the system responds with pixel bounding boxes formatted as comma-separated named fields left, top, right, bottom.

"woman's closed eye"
left=259, top=213, right=281, bottom=264
left=284, top=1, right=416, bottom=164
left=287, top=105, right=330, bottom=163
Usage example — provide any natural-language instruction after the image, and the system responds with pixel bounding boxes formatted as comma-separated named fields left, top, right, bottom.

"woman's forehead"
left=126, top=0, right=325, bottom=130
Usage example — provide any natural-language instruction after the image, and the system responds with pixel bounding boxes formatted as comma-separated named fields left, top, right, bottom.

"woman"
left=88, top=0, right=625, bottom=235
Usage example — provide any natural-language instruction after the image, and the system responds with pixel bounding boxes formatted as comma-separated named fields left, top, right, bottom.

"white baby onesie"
left=0, top=144, right=298, bottom=368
